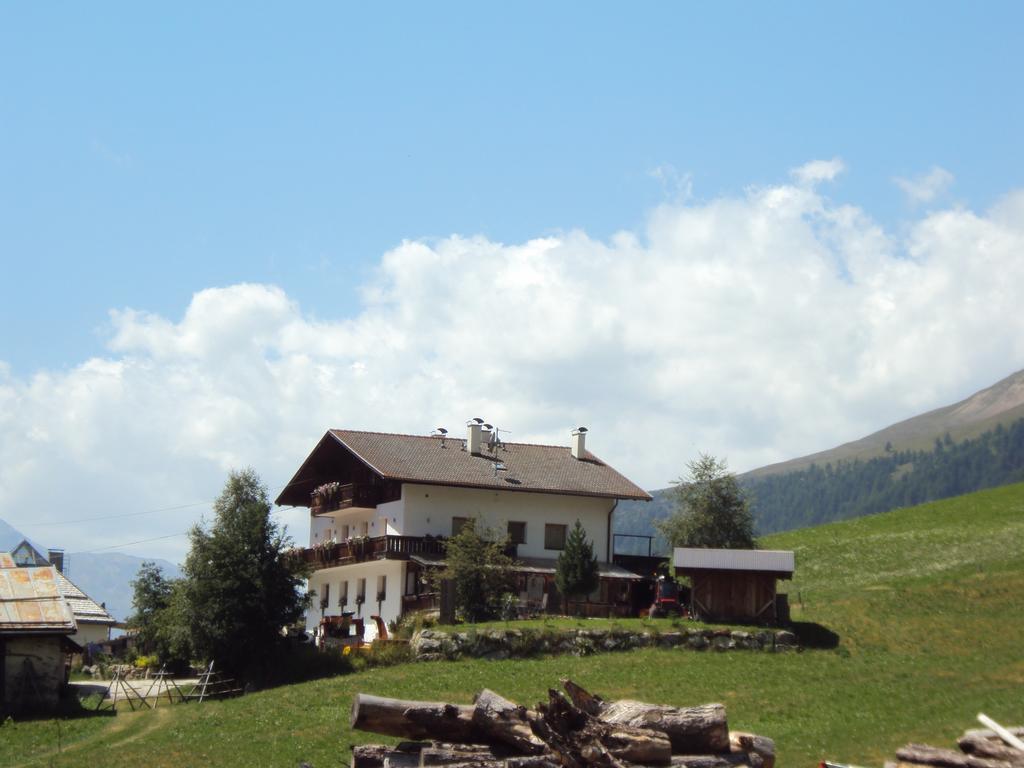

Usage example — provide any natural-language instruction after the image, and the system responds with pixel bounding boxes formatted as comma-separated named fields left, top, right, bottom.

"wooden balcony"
left=311, top=482, right=381, bottom=515
left=402, top=592, right=439, bottom=612
left=300, top=535, right=447, bottom=569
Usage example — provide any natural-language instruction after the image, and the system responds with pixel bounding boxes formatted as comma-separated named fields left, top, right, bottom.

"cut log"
left=504, top=758, right=562, bottom=768
left=978, top=715, right=1024, bottom=754
left=419, top=760, right=561, bottom=768
left=420, top=745, right=504, bottom=766
left=560, top=678, right=729, bottom=755
left=598, top=700, right=730, bottom=754
left=729, top=732, right=776, bottom=768
left=473, top=689, right=547, bottom=755
left=534, top=687, right=672, bottom=766
left=562, top=679, right=606, bottom=716
left=669, top=755, right=761, bottom=768
left=895, top=744, right=1012, bottom=768
left=960, top=731, right=1024, bottom=765
left=351, top=694, right=482, bottom=743
left=385, top=757, right=425, bottom=768
left=353, top=744, right=425, bottom=768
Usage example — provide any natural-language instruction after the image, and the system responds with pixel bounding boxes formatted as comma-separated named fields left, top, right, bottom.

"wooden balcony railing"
left=300, top=535, right=447, bottom=569
left=311, top=482, right=381, bottom=515
left=402, top=592, right=439, bottom=612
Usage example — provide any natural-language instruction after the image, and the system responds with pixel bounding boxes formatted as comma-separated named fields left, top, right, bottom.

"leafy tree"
left=129, top=561, right=172, bottom=651
left=657, top=454, right=756, bottom=549
left=182, top=468, right=310, bottom=682
left=439, top=518, right=515, bottom=622
left=128, top=561, right=193, bottom=673
left=555, top=520, right=599, bottom=614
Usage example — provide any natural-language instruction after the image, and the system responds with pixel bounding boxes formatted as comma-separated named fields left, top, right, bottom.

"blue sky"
left=3, top=3, right=1022, bottom=373
left=2, top=4, right=1024, bottom=560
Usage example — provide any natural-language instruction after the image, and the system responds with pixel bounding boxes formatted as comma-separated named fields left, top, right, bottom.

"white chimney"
left=467, top=418, right=484, bottom=454
left=571, top=427, right=588, bottom=459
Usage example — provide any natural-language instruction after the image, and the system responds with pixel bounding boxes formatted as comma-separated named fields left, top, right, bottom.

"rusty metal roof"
left=673, top=547, right=795, bottom=576
left=277, top=430, right=652, bottom=505
left=0, top=559, right=77, bottom=634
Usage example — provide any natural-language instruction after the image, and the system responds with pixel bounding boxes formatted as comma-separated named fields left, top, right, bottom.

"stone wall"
left=411, top=626, right=800, bottom=661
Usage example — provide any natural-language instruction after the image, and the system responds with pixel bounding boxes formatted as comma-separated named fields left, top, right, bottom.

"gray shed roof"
left=673, top=548, right=795, bottom=576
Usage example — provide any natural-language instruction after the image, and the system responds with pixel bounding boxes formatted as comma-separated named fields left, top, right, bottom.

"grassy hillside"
left=5, top=484, right=1024, bottom=768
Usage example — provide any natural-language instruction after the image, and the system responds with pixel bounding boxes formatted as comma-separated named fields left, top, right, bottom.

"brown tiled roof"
left=0, top=558, right=76, bottom=635
left=327, top=430, right=651, bottom=501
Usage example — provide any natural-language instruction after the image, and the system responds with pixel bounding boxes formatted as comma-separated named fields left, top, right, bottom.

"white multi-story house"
left=275, top=422, right=652, bottom=641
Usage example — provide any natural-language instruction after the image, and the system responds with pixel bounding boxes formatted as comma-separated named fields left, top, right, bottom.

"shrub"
left=362, top=640, right=413, bottom=668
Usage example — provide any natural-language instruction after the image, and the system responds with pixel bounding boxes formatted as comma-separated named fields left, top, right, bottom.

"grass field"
left=4, top=483, right=1023, bottom=768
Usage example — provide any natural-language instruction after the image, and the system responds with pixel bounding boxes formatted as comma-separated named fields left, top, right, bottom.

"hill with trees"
left=746, top=416, right=1024, bottom=532
left=614, top=368, right=1024, bottom=543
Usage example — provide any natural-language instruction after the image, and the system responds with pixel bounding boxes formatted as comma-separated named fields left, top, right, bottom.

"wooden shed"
left=673, top=547, right=794, bottom=625
left=0, top=553, right=78, bottom=715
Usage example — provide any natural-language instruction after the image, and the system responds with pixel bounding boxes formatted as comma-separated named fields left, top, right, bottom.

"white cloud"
left=791, top=158, right=846, bottom=185
left=894, top=166, right=954, bottom=204
left=2, top=169, right=1024, bottom=561
left=649, top=164, right=693, bottom=201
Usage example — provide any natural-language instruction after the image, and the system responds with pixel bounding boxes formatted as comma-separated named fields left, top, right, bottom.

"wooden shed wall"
left=2, top=635, right=67, bottom=712
left=687, top=570, right=779, bottom=624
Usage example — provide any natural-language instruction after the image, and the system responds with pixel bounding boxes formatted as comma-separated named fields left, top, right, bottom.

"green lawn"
left=4, top=483, right=1023, bottom=767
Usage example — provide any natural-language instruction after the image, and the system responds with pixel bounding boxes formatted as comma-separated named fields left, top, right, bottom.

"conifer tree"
left=555, top=520, right=599, bottom=614
left=439, top=518, right=515, bottom=622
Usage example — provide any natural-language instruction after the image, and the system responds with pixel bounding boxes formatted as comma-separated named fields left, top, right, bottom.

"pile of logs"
left=887, top=718, right=1024, bottom=768
left=349, top=679, right=774, bottom=768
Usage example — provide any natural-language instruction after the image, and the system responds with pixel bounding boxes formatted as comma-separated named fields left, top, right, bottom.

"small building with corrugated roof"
left=0, top=552, right=79, bottom=714
left=673, top=547, right=795, bottom=625
left=7, top=540, right=116, bottom=647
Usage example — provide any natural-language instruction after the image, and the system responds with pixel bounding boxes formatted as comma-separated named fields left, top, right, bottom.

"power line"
left=74, top=507, right=303, bottom=557
left=81, top=532, right=189, bottom=553
left=25, top=479, right=312, bottom=528
left=30, top=500, right=214, bottom=527
left=74, top=505, right=302, bottom=554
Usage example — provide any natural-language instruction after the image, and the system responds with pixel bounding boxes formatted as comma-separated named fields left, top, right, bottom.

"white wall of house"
left=309, top=507, right=385, bottom=546
left=71, top=622, right=111, bottom=647
left=306, top=559, right=406, bottom=642
left=399, top=483, right=615, bottom=561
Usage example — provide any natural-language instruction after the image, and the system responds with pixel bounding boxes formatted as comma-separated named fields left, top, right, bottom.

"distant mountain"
left=745, top=368, right=1024, bottom=479
left=0, top=517, right=180, bottom=622
left=65, top=552, right=181, bottom=622
left=613, top=367, right=1024, bottom=545
left=0, top=518, right=40, bottom=553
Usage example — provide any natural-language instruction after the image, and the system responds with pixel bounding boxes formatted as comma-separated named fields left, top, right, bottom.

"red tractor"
left=648, top=576, right=686, bottom=618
